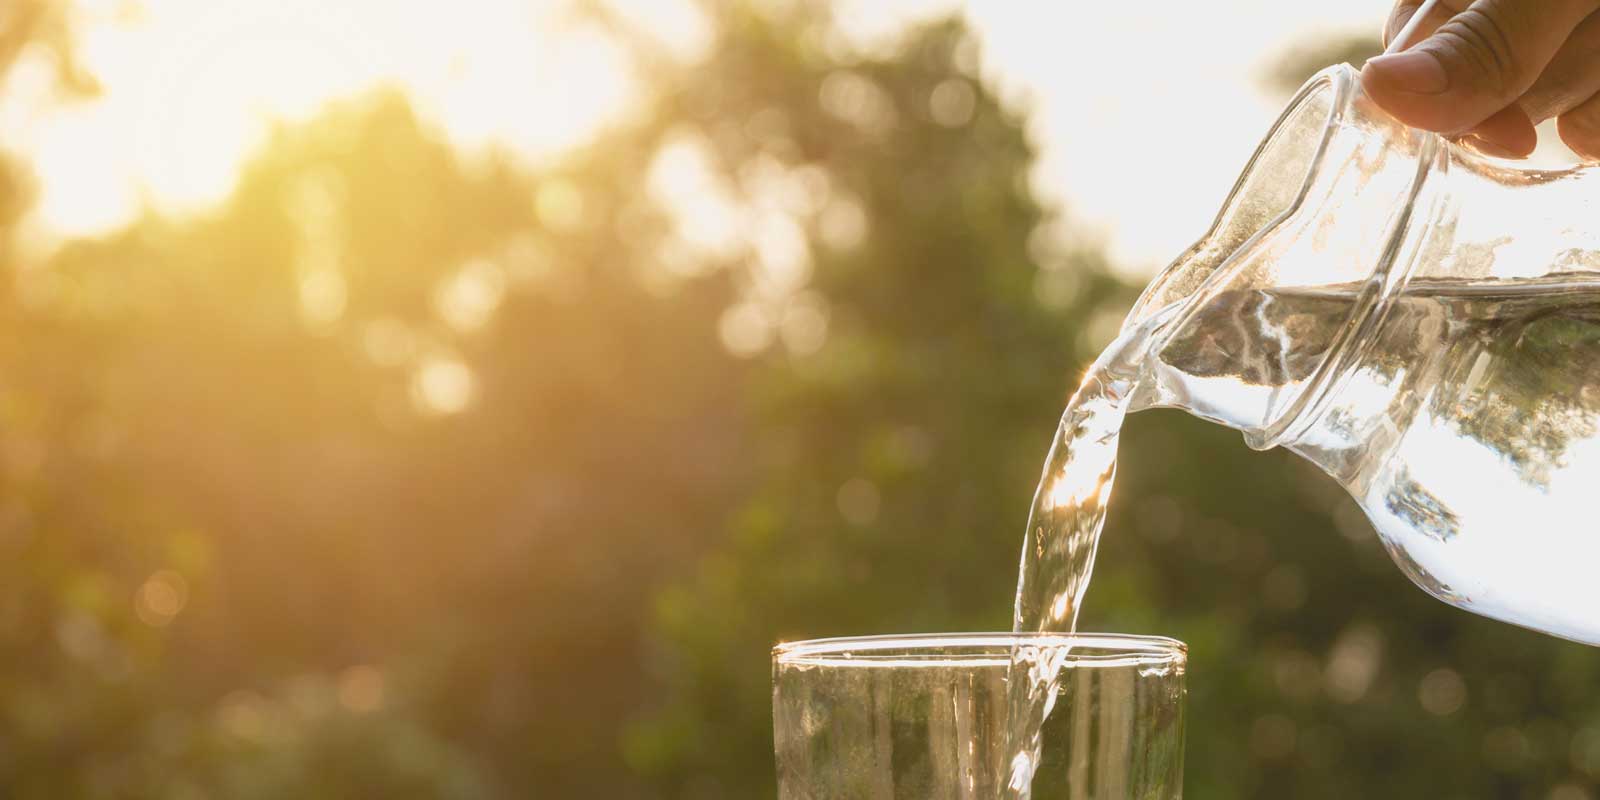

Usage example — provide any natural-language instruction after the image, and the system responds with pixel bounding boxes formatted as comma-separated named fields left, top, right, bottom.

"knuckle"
left=1433, top=8, right=1524, bottom=97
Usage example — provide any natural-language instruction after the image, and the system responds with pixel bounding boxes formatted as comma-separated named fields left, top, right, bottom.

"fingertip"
left=1557, top=114, right=1600, bottom=162
left=1361, top=60, right=1423, bottom=122
left=1363, top=52, right=1450, bottom=96
left=1464, top=105, right=1539, bottom=159
left=1459, top=135, right=1526, bottom=160
left=1360, top=56, right=1466, bottom=132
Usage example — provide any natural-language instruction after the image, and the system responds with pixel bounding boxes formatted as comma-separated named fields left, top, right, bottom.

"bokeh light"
left=412, top=357, right=476, bottom=415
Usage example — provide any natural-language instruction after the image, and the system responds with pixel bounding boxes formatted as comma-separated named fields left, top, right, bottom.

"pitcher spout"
left=1118, top=61, right=1600, bottom=645
left=1124, top=64, right=1446, bottom=452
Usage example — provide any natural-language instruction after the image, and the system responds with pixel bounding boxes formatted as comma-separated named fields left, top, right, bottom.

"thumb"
left=1361, top=0, right=1595, bottom=136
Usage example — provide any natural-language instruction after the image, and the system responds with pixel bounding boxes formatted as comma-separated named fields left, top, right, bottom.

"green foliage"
left=0, top=19, right=743, bottom=795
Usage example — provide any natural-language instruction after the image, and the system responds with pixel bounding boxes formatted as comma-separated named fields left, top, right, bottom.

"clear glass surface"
left=772, top=633, right=1185, bottom=799
left=1110, top=63, right=1600, bottom=645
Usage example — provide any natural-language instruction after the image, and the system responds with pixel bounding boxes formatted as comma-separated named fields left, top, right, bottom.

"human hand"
left=1361, top=0, right=1600, bottom=159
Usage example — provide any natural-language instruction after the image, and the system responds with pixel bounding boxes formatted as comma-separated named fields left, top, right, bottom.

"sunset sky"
left=3, top=0, right=1422, bottom=271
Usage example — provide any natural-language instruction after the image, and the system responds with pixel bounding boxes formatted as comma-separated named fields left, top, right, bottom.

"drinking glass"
left=772, top=632, right=1186, bottom=799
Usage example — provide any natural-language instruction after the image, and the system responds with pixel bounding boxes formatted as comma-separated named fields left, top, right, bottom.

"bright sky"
left=954, top=0, right=1394, bottom=271
left=0, top=0, right=650, bottom=234
left=3, top=0, right=1410, bottom=274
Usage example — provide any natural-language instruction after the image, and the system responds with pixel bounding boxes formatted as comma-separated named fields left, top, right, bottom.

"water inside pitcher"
left=1121, top=63, right=1600, bottom=645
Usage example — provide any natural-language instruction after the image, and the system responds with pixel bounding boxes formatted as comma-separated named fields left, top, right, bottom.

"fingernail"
left=1461, top=135, right=1518, bottom=159
left=1365, top=51, right=1450, bottom=95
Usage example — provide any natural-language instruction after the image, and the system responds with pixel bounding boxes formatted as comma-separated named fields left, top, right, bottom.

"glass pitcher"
left=1117, top=63, right=1600, bottom=645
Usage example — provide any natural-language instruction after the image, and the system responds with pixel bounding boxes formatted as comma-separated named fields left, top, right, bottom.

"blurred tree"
left=0, top=0, right=95, bottom=259
left=1263, top=32, right=1382, bottom=96
left=624, top=4, right=1126, bottom=795
left=22, top=86, right=750, bottom=796
left=1, top=0, right=750, bottom=792
left=0, top=0, right=96, bottom=94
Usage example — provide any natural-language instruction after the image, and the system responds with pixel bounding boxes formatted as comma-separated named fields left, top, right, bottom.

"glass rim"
left=773, top=632, right=1186, bottom=669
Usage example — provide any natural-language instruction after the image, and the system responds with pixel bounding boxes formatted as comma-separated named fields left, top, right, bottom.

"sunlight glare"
left=9, top=0, right=641, bottom=238
left=751, top=211, right=811, bottom=295
left=1044, top=430, right=1117, bottom=511
left=1045, top=468, right=1104, bottom=511
left=435, top=259, right=508, bottom=333
left=718, top=302, right=774, bottom=357
left=298, top=268, right=348, bottom=329
left=597, top=0, right=712, bottom=62
left=648, top=129, right=744, bottom=263
left=8, top=0, right=1409, bottom=266
left=1049, top=591, right=1071, bottom=623
left=412, top=357, right=476, bottom=416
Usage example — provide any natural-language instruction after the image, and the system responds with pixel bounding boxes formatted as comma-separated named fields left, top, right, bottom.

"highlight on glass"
left=772, top=633, right=1186, bottom=799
